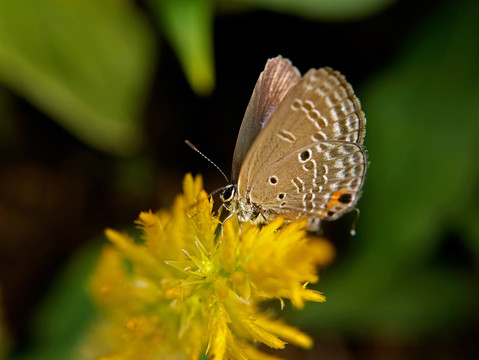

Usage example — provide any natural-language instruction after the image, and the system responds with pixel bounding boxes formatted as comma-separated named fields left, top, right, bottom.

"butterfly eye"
left=220, top=185, right=235, bottom=202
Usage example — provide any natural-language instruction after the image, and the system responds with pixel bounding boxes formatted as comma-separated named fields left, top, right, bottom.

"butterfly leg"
left=221, top=211, right=244, bottom=238
left=219, top=203, right=235, bottom=237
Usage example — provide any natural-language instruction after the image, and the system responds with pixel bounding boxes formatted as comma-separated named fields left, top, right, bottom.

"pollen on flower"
left=83, top=174, right=334, bottom=360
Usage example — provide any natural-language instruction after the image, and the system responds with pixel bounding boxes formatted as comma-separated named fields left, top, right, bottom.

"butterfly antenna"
left=185, top=140, right=230, bottom=184
left=209, top=186, right=227, bottom=197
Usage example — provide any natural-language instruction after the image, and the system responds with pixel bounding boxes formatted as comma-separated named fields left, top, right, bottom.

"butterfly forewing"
left=231, top=56, right=300, bottom=182
left=237, top=64, right=367, bottom=221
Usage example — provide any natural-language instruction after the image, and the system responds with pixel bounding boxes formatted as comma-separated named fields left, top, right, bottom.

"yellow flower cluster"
left=86, top=174, right=334, bottom=360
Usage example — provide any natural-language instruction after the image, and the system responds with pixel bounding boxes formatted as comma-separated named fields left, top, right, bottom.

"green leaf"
left=149, top=0, right=215, bottom=95
left=0, top=0, right=156, bottom=155
left=229, top=0, right=396, bottom=20
left=294, top=0, right=479, bottom=336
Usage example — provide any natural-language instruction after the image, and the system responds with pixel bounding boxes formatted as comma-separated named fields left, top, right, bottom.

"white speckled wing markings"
left=251, top=141, right=367, bottom=220
left=231, top=56, right=300, bottom=183
left=237, top=65, right=367, bottom=221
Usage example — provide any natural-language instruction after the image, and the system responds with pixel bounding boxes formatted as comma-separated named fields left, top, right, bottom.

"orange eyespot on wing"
left=326, top=189, right=354, bottom=210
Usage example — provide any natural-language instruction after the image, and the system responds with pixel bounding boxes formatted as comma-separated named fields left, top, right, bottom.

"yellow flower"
left=85, top=174, right=333, bottom=360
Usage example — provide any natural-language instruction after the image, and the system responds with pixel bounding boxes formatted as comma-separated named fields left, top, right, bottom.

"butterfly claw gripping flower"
left=85, top=174, right=334, bottom=360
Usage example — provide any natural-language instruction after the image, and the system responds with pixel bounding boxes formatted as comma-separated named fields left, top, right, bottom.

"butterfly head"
left=219, top=184, right=241, bottom=218
left=219, top=184, right=276, bottom=225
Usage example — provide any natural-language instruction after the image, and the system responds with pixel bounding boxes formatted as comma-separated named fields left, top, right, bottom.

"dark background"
left=1, top=0, right=478, bottom=358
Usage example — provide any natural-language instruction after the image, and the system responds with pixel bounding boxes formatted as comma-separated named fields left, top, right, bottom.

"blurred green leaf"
left=0, top=0, right=156, bottom=155
left=294, top=0, right=479, bottom=336
left=11, top=240, right=102, bottom=360
left=229, top=0, right=395, bottom=20
left=463, top=206, right=479, bottom=264
left=149, top=0, right=215, bottom=95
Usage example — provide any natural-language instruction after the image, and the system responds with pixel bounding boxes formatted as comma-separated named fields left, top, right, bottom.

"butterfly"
left=217, top=56, right=368, bottom=232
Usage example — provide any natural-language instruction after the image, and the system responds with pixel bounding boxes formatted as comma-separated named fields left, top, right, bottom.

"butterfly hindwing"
left=237, top=64, right=367, bottom=221
left=250, top=141, right=367, bottom=221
